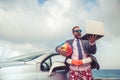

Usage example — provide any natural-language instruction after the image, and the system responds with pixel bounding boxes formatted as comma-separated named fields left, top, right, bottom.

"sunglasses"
left=73, top=29, right=82, bottom=32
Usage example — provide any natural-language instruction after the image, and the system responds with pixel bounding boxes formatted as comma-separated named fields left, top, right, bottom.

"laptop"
left=80, top=20, right=104, bottom=40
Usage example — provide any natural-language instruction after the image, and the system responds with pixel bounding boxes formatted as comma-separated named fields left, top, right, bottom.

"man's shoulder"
left=66, top=39, right=74, bottom=42
left=66, top=39, right=74, bottom=45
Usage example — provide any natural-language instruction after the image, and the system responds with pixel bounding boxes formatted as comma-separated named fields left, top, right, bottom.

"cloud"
left=95, top=37, right=120, bottom=69
left=0, top=0, right=119, bottom=41
left=0, top=0, right=72, bottom=42
left=0, top=0, right=120, bottom=69
left=0, top=40, right=47, bottom=60
left=0, top=0, right=76, bottom=59
left=88, top=0, right=120, bottom=37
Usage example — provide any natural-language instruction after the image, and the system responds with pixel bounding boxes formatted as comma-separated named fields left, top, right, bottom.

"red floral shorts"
left=68, top=68, right=94, bottom=80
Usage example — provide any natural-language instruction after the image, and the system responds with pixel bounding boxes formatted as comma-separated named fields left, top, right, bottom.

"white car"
left=0, top=52, right=67, bottom=80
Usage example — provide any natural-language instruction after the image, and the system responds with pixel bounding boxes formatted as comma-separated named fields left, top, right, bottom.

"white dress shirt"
left=69, top=39, right=91, bottom=71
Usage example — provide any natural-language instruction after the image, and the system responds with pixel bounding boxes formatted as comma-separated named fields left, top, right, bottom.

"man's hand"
left=57, top=47, right=67, bottom=56
left=88, top=35, right=98, bottom=43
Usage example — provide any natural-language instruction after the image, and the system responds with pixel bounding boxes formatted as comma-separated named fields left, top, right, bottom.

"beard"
left=75, top=33, right=81, bottom=39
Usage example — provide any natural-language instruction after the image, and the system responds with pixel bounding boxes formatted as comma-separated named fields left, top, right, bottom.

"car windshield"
left=17, top=54, right=43, bottom=62
left=6, top=53, right=44, bottom=62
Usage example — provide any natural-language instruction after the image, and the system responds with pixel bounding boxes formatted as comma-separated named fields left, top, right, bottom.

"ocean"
left=93, top=69, right=120, bottom=79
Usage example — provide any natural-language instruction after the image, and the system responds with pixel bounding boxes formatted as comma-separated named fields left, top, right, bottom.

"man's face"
left=73, top=27, right=82, bottom=39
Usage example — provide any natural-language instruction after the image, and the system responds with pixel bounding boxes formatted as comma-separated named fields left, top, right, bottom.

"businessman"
left=56, top=26, right=99, bottom=80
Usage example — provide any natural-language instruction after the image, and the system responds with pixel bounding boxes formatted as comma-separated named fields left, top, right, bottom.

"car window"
left=48, top=55, right=66, bottom=76
left=51, top=55, right=65, bottom=63
left=40, top=54, right=66, bottom=71
left=41, top=58, right=51, bottom=71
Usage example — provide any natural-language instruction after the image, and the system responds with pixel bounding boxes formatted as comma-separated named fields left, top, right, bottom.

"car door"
left=40, top=54, right=67, bottom=80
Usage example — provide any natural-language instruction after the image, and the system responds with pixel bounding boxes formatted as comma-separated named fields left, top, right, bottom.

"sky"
left=0, top=0, right=120, bottom=69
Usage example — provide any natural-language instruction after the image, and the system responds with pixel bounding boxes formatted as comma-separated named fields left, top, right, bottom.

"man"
left=56, top=26, right=99, bottom=80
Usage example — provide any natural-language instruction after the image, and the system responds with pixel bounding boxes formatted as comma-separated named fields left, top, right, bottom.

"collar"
left=74, top=38, right=81, bottom=41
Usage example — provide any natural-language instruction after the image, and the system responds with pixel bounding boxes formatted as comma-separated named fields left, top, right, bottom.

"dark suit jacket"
left=56, top=39, right=100, bottom=72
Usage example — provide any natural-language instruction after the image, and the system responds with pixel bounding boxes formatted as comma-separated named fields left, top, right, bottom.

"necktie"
left=76, top=39, right=83, bottom=59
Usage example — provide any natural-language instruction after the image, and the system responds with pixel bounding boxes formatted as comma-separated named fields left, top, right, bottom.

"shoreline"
left=95, top=78, right=120, bottom=80
left=95, top=79, right=120, bottom=80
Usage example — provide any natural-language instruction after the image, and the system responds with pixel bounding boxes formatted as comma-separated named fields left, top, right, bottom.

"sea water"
left=93, top=69, right=120, bottom=79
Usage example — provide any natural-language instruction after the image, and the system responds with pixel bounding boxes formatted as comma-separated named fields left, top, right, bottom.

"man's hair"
left=72, top=26, right=79, bottom=33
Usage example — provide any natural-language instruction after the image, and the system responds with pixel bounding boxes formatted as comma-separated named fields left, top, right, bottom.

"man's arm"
left=87, top=42, right=97, bottom=54
left=66, top=57, right=92, bottom=66
left=85, top=35, right=97, bottom=54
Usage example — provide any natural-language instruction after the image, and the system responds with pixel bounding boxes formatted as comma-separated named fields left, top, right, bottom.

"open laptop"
left=80, top=20, right=104, bottom=40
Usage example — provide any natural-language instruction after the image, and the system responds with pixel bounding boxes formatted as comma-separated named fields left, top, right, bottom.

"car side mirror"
left=48, top=62, right=65, bottom=76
